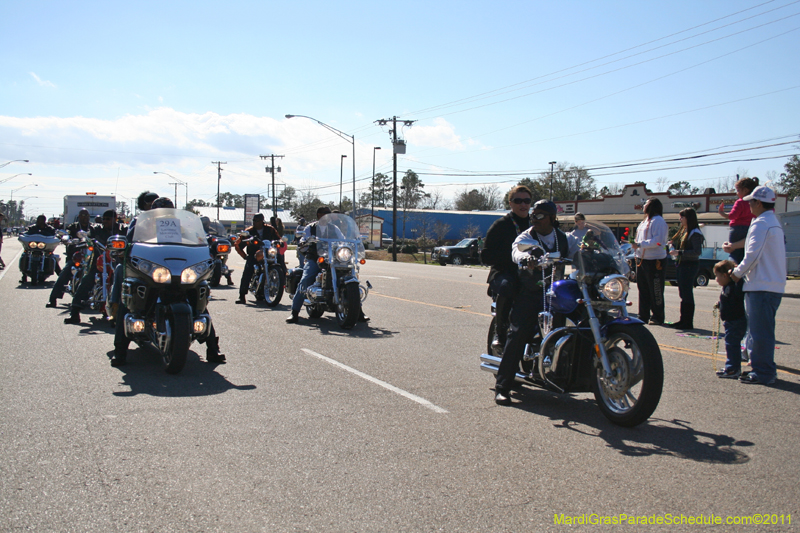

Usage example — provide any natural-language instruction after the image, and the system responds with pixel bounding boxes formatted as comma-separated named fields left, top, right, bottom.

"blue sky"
left=2, top=0, right=799, bottom=218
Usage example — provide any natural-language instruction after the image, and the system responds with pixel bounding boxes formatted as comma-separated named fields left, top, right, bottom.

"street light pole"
left=0, top=172, right=32, bottom=186
left=285, top=114, right=356, bottom=219
left=370, top=146, right=381, bottom=247
left=549, top=161, right=557, bottom=201
left=9, top=183, right=38, bottom=225
left=0, top=159, right=29, bottom=169
left=339, top=154, right=347, bottom=211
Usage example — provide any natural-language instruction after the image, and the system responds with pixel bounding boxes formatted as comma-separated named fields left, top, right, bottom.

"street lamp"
left=0, top=172, right=32, bottom=186
left=0, top=159, right=29, bottom=169
left=153, top=171, right=188, bottom=209
left=339, top=155, right=347, bottom=211
left=9, top=184, right=38, bottom=225
left=549, top=161, right=557, bottom=201
left=370, top=146, right=382, bottom=247
left=286, top=114, right=356, bottom=218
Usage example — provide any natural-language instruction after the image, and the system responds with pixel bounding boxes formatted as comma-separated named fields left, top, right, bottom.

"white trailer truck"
left=63, top=193, right=116, bottom=224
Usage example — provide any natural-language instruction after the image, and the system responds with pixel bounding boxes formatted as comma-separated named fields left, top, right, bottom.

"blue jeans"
left=291, top=259, right=320, bottom=314
left=745, top=291, right=782, bottom=382
left=722, top=316, right=747, bottom=372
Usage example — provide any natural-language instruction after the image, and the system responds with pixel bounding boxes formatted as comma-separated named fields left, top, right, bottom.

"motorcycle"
left=286, top=213, right=371, bottom=329
left=62, top=232, right=92, bottom=297
left=240, top=234, right=285, bottom=307
left=18, top=233, right=61, bottom=285
left=480, top=221, right=663, bottom=427
left=87, top=236, right=126, bottom=321
left=205, top=219, right=235, bottom=287
left=119, top=208, right=215, bottom=374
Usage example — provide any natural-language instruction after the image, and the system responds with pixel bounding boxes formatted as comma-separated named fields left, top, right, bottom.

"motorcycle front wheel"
left=336, top=282, right=360, bottom=329
left=210, top=262, right=222, bottom=287
left=163, top=311, right=191, bottom=374
left=592, top=324, right=663, bottom=427
left=263, top=267, right=284, bottom=307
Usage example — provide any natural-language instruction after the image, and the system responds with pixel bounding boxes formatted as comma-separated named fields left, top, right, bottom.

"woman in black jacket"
left=666, top=208, right=704, bottom=329
left=480, top=185, right=532, bottom=352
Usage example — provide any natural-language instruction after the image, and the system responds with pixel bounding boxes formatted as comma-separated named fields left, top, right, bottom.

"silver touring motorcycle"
left=287, top=213, right=370, bottom=329
left=480, top=221, right=664, bottom=427
left=120, top=209, right=215, bottom=374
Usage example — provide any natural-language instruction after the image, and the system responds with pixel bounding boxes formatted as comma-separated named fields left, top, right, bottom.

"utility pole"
left=169, top=181, right=180, bottom=207
left=212, top=161, right=226, bottom=220
left=375, top=116, right=415, bottom=262
left=260, top=154, right=284, bottom=218
left=549, top=161, right=557, bottom=202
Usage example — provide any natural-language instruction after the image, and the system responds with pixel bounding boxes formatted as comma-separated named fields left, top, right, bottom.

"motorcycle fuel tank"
left=549, top=279, right=582, bottom=314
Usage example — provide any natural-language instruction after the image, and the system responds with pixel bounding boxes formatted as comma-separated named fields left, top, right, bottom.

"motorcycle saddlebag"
left=286, top=268, right=303, bottom=295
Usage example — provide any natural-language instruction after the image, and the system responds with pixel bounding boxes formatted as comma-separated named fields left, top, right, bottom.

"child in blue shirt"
left=714, top=260, right=747, bottom=378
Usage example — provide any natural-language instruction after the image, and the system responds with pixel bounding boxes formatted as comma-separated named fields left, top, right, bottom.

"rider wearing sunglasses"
left=480, top=186, right=533, bottom=355
left=494, top=199, right=577, bottom=406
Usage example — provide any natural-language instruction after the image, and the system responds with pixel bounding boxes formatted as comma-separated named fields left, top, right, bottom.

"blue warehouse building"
left=355, top=207, right=508, bottom=244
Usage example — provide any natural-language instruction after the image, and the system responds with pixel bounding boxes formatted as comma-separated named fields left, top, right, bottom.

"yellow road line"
left=370, top=292, right=491, bottom=317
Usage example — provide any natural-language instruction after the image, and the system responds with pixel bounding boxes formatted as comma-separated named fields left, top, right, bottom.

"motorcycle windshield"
left=316, top=213, right=366, bottom=259
left=574, top=222, right=630, bottom=279
left=131, top=208, right=208, bottom=246
left=204, top=219, right=227, bottom=236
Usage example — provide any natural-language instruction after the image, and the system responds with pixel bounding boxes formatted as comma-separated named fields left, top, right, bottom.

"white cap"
left=743, top=185, right=776, bottom=203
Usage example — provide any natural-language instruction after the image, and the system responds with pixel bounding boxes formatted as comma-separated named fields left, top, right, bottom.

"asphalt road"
left=1, top=240, right=799, bottom=532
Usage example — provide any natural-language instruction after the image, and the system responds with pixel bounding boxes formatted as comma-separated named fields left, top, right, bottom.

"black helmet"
left=151, top=197, right=175, bottom=209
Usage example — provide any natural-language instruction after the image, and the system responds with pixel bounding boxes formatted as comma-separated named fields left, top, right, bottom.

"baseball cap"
left=532, top=199, right=557, bottom=215
left=743, top=185, right=776, bottom=203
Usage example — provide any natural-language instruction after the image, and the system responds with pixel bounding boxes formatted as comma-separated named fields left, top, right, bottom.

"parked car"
left=381, top=233, right=393, bottom=247
left=625, top=245, right=729, bottom=287
left=432, top=238, right=482, bottom=266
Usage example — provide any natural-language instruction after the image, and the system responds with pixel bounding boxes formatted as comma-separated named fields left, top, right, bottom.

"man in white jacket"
left=731, top=185, right=785, bottom=385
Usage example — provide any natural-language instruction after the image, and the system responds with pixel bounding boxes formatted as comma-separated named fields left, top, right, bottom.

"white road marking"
left=301, top=348, right=448, bottom=414
left=369, top=275, right=400, bottom=279
left=0, top=249, right=23, bottom=282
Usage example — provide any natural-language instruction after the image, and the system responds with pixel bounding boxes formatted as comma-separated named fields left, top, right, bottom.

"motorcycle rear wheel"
left=263, top=267, right=284, bottom=307
left=163, top=312, right=191, bottom=375
left=592, top=324, right=663, bottom=427
left=336, top=282, right=360, bottom=329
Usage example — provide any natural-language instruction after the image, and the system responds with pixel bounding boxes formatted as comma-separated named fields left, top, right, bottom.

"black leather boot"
left=63, top=307, right=81, bottom=325
left=206, top=336, right=226, bottom=364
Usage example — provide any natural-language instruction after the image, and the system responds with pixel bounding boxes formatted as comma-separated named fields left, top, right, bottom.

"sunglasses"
left=511, top=197, right=532, bottom=205
left=531, top=213, right=548, bottom=220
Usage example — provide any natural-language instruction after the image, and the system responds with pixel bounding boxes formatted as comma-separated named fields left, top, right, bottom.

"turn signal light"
left=111, top=240, right=126, bottom=249
left=217, top=244, right=230, bottom=253
left=317, top=257, right=324, bottom=264
left=360, top=259, right=366, bottom=265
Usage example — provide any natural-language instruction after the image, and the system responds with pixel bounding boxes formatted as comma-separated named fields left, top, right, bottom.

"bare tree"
left=461, top=221, right=480, bottom=239
left=432, top=220, right=452, bottom=244
left=654, top=176, right=670, bottom=192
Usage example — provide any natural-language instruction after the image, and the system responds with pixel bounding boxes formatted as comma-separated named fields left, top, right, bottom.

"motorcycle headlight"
left=335, top=245, right=354, bottom=263
left=37, top=242, right=46, bottom=249
left=181, top=261, right=212, bottom=284
left=267, top=247, right=277, bottom=259
left=152, top=267, right=172, bottom=284
left=599, top=275, right=629, bottom=301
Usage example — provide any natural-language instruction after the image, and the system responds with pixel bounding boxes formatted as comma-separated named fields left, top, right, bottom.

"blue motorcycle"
left=481, top=222, right=664, bottom=427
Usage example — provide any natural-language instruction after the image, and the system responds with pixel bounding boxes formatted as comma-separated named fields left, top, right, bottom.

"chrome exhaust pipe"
left=480, top=354, right=530, bottom=383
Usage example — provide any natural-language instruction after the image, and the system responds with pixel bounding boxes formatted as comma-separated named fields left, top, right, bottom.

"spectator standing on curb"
left=719, top=177, right=758, bottom=264
left=730, top=185, right=786, bottom=385
left=713, top=260, right=747, bottom=379
left=666, top=208, right=704, bottom=330
left=631, top=198, right=668, bottom=326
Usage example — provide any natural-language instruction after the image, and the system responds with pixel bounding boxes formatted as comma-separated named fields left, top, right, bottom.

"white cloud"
left=404, top=117, right=470, bottom=151
left=29, top=72, right=56, bottom=88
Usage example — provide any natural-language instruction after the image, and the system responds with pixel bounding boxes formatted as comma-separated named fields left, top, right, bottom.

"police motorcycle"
left=286, top=213, right=370, bottom=329
left=18, top=233, right=61, bottom=285
left=239, top=233, right=285, bottom=306
left=480, top=222, right=663, bottom=427
left=119, top=209, right=215, bottom=374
